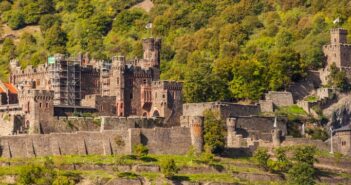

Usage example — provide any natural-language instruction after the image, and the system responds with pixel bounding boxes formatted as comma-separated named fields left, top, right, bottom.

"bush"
left=288, top=162, right=315, bottom=185
left=160, top=158, right=179, bottom=179
left=18, top=164, right=56, bottom=185
left=267, top=147, right=291, bottom=172
left=8, top=11, right=25, bottom=30
left=53, top=176, right=75, bottom=185
left=198, top=150, right=215, bottom=164
left=253, top=148, right=270, bottom=171
left=293, top=146, right=317, bottom=166
left=306, top=128, right=328, bottom=141
left=133, top=144, right=149, bottom=159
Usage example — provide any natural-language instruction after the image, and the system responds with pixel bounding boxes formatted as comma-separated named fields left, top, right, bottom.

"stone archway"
left=152, top=110, right=160, bottom=117
left=142, top=112, right=147, bottom=117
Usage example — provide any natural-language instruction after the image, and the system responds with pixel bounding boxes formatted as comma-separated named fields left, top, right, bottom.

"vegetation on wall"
left=1, top=0, right=351, bottom=102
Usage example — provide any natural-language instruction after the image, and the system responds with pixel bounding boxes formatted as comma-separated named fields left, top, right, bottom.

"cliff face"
left=323, top=94, right=351, bottom=128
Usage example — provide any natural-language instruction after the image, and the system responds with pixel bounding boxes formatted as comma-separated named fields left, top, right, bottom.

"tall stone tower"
left=324, top=28, right=351, bottom=68
left=110, top=56, right=126, bottom=116
left=18, top=90, right=54, bottom=134
left=142, top=38, right=161, bottom=69
left=189, top=116, right=204, bottom=153
left=320, top=28, right=351, bottom=85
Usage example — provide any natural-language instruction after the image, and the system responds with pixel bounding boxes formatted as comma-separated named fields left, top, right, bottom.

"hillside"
left=0, top=0, right=351, bottom=102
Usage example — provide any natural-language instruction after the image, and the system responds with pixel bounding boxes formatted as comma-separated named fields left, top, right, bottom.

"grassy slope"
left=0, top=153, right=349, bottom=184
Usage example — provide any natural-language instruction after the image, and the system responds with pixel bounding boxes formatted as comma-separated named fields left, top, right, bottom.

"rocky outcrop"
left=323, top=94, right=351, bottom=127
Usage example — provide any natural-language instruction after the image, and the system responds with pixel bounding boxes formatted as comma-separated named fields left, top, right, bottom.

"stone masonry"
left=320, top=28, right=351, bottom=85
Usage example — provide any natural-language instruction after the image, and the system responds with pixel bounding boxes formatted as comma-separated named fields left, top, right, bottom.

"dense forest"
left=0, top=0, right=351, bottom=103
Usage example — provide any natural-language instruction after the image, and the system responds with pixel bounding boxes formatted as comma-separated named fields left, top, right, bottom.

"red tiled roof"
left=4, top=83, right=17, bottom=94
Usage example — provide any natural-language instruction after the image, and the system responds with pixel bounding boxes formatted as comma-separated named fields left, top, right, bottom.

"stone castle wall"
left=137, top=127, right=192, bottom=155
left=265, top=91, right=294, bottom=107
left=235, top=116, right=287, bottom=141
left=282, top=136, right=329, bottom=151
left=0, top=127, right=192, bottom=158
left=182, top=102, right=259, bottom=118
left=39, top=116, right=164, bottom=134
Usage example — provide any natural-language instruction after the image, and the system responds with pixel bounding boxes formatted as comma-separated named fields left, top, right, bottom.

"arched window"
left=152, top=110, right=160, bottom=117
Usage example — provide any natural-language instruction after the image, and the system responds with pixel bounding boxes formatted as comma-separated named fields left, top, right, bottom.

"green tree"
left=1, top=38, right=16, bottom=60
left=39, top=14, right=62, bottom=33
left=160, top=158, right=179, bottom=179
left=203, top=110, right=225, bottom=154
left=0, top=1, right=11, bottom=12
left=44, top=24, right=67, bottom=54
left=8, top=10, right=25, bottom=30
left=77, top=0, right=95, bottom=19
left=293, top=146, right=317, bottom=166
left=328, top=63, right=350, bottom=91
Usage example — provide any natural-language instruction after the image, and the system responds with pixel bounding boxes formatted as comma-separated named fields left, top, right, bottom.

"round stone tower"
left=189, top=116, right=204, bottom=153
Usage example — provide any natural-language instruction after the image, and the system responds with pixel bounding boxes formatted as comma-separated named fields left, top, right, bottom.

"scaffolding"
left=100, top=61, right=111, bottom=96
left=48, top=55, right=81, bottom=106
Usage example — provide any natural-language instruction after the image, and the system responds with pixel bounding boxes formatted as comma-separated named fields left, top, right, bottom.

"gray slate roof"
left=334, top=124, right=351, bottom=132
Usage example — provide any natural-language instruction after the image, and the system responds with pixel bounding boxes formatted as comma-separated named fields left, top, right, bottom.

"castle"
left=1, top=38, right=182, bottom=134
left=0, top=31, right=350, bottom=158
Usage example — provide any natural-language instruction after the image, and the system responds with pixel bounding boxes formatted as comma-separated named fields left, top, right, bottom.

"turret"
left=111, top=56, right=126, bottom=116
left=142, top=38, right=161, bottom=68
left=189, top=116, right=204, bottom=153
left=331, top=28, right=348, bottom=45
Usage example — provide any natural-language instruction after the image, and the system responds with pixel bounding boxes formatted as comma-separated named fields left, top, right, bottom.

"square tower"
left=331, top=28, right=348, bottom=45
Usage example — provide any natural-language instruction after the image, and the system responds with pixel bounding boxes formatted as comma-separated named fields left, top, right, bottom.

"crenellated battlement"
left=331, top=28, right=348, bottom=34
left=143, top=38, right=161, bottom=51
left=152, top=81, right=183, bottom=90
left=18, top=89, right=54, bottom=100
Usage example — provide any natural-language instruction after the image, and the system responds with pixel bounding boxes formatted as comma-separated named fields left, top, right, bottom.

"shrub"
left=293, top=146, right=317, bottom=166
left=306, top=128, right=328, bottom=141
left=160, top=158, right=179, bottom=179
left=288, top=162, right=315, bottom=185
left=53, top=176, right=75, bottom=185
left=18, top=164, right=56, bottom=185
left=8, top=11, right=25, bottom=30
left=198, top=150, right=215, bottom=164
left=253, top=148, right=270, bottom=170
left=267, top=147, right=291, bottom=172
left=133, top=144, right=149, bottom=159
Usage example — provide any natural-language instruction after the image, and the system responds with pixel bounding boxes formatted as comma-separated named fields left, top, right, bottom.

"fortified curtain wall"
left=0, top=127, right=193, bottom=158
left=38, top=116, right=165, bottom=134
